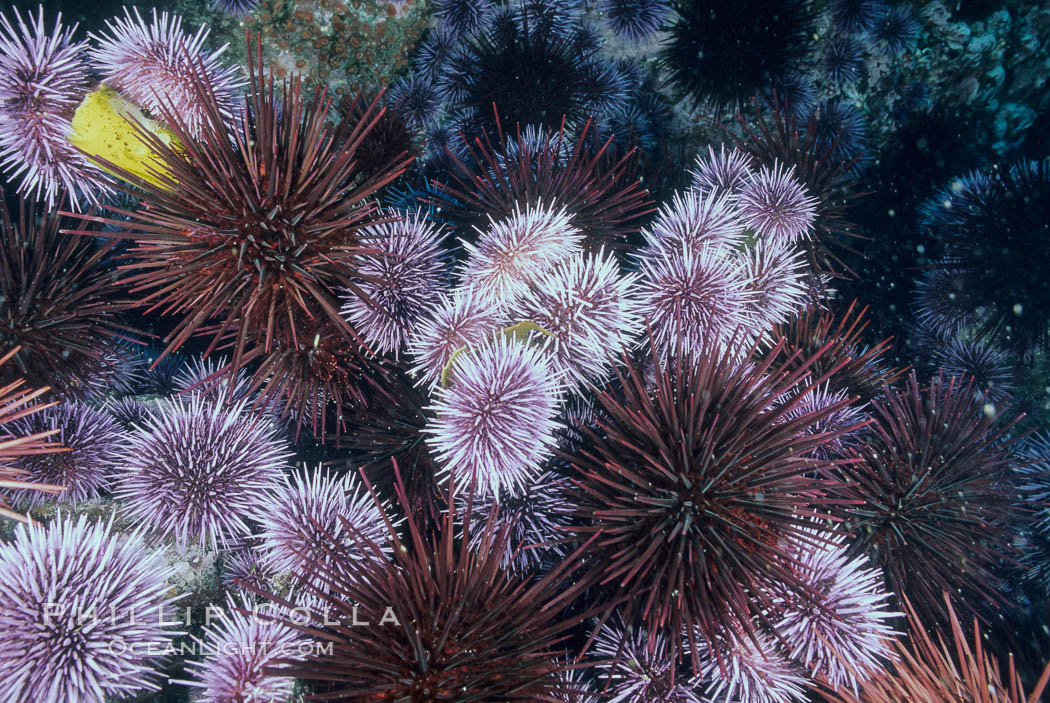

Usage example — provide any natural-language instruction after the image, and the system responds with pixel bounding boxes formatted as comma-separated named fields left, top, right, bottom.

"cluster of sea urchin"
left=64, top=38, right=413, bottom=434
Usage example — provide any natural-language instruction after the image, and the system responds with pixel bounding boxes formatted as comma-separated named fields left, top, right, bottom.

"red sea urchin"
left=842, top=372, right=1027, bottom=626
left=64, top=37, right=412, bottom=421
left=817, top=595, right=1050, bottom=703
left=567, top=339, right=861, bottom=671
left=0, top=346, right=64, bottom=521
left=249, top=465, right=597, bottom=701
left=429, top=116, right=653, bottom=252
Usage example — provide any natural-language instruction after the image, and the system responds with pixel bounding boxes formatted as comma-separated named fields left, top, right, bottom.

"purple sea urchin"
left=460, top=201, right=583, bottom=306
left=116, top=394, right=289, bottom=549
left=340, top=210, right=447, bottom=358
left=741, top=239, right=809, bottom=330
left=696, top=627, right=807, bottom=703
left=443, top=4, right=624, bottom=135
left=935, top=335, right=1014, bottom=403
left=0, top=515, right=181, bottom=701
left=659, top=0, right=817, bottom=113
left=592, top=621, right=704, bottom=702
left=434, top=0, right=494, bottom=36
left=829, top=0, right=886, bottom=33
left=256, top=467, right=390, bottom=592
left=0, top=6, right=103, bottom=207
left=426, top=330, right=563, bottom=498
left=89, top=7, right=244, bottom=136
left=208, top=0, right=261, bottom=17
left=182, top=596, right=302, bottom=703
left=779, top=384, right=867, bottom=460
left=738, top=162, right=818, bottom=243
left=913, top=266, right=977, bottom=338
left=510, top=250, right=642, bottom=392
left=6, top=401, right=123, bottom=510
left=635, top=242, right=753, bottom=358
left=459, top=470, right=575, bottom=571
left=408, top=289, right=507, bottom=388
left=689, top=145, right=754, bottom=197
left=644, top=188, right=746, bottom=253
left=774, top=530, right=898, bottom=691
left=822, top=36, right=865, bottom=84
left=870, top=4, right=920, bottom=58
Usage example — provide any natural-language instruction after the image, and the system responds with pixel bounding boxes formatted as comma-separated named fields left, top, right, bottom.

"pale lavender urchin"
left=774, top=530, right=899, bottom=692
left=256, top=467, right=390, bottom=592
left=0, top=515, right=180, bottom=702
left=6, top=401, right=124, bottom=510
left=408, top=289, right=507, bottom=388
left=741, top=239, right=809, bottom=331
left=0, top=7, right=103, bottom=207
left=636, top=243, right=754, bottom=358
left=690, top=145, right=754, bottom=197
left=174, top=355, right=253, bottom=402
left=223, top=544, right=276, bottom=599
left=780, top=384, right=867, bottom=461
left=341, top=210, right=447, bottom=358
left=592, top=621, right=704, bottom=703
left=459, top=471, right=575, bottom=572
left=182, top=596, right=302, bottom=703
left=511, top=251, right=642, bottom=393
left=460, top=201, right=584, bottom=306
left=644, top=188, right=746, bottom=254
left=89, top=7, right=244, bottom=136
left=116, top=394, right=289, bottom=549
left=738, top=162, right=818, bottom=244
left=696, top=627, right=807, bottom=703
left=426, top=331, right=563, bottom=498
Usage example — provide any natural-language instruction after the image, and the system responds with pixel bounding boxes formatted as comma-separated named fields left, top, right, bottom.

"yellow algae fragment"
left=439, top=320, right=552, bottom=388
left=68, top=84, right=179, bottom=190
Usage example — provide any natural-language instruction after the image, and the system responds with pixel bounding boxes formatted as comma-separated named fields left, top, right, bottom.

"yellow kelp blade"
left=68, top=84, right=179, bottom=190
left=439, top=320, right=553, bottom=388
